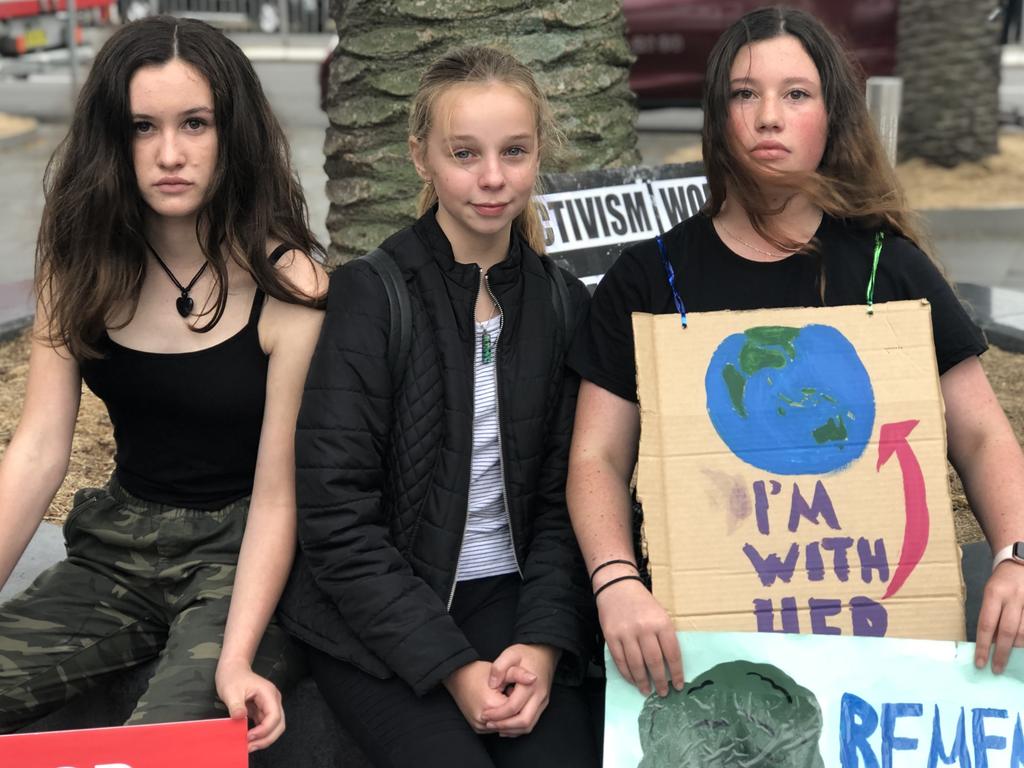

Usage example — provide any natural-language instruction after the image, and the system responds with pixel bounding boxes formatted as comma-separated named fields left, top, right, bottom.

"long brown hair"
left=407, top=46, right=562, bottom=254
left=36, top=16, right=324, bottom=359
left=702, top=7, right=929, bottom=256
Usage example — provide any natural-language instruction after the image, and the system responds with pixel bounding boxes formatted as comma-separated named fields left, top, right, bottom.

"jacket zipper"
left=483, top=273, right=524, bottom=583
left=447, top=268, right=482, bottom=611
left=446, top=269, right=524, bottom=611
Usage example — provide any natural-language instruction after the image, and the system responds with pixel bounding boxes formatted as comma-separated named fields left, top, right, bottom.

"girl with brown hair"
left=567, top=5, right=1024, bottom=698
left=0, top=16, right=325, bottom=750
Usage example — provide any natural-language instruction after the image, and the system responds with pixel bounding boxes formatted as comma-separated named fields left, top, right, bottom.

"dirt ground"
left=0, top=112, right=36, bottom=140
left=1, top=132, right=1022, bottom=541
left=0, top=330, right=1019, bottom=542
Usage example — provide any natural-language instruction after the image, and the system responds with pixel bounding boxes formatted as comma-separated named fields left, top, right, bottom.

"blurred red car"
left=625, top=0, right=898, bottom=106
left=319, top=1, right=897, bottom=110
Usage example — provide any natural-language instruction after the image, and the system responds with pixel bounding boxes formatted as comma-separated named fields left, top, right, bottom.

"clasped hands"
left=444, top=643, right=559, bottom=737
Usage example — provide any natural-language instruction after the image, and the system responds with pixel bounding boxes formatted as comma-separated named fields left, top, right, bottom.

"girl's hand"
left=443, top=660, right=509, bottom=734
left=975, top=562, right=1024, bottom=674
left=215, top=658, right=286, bottom=752
left=596, top=576, right=684, bottom=697
left=941, top=357, right=1024, bottom=675
left=480, top=644, right=559, bottom=737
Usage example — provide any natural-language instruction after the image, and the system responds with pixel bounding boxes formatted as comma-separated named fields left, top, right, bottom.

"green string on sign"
left=866, top=231, right=884, bottom=314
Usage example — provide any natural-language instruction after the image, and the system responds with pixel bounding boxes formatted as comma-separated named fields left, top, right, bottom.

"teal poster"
left=605, top=632, right=1024, bottom=767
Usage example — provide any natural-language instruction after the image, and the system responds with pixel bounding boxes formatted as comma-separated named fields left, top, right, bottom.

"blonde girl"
left=278, top=47, right=598, bottom=767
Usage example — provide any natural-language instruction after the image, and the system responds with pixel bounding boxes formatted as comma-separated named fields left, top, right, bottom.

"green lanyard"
left=866, top=231, right=884, bottom=314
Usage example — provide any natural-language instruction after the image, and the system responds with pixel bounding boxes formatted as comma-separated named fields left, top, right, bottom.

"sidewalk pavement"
left=1005, top=43, right=1024, bottom=67
left=3, top=117, right=1020, bottom=346
left=0, top=36, right=1019, bottom=754
left=79, top=27, right=335, bottom=61
left=921, top=208, right=1024, bottom=352
left=0, top=279, right=32, bottom=340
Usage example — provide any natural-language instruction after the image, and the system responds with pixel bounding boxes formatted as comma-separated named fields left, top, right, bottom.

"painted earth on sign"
left=705, top=325, right=876, bottom=475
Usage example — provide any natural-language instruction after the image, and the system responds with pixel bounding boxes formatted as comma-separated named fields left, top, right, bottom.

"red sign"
left=0, top=717, right=247, bottom=768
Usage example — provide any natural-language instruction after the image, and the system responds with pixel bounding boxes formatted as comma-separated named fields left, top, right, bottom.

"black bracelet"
left=589, top=558, right=638, bottom=582
left=594, top=574, right=645, bottom=599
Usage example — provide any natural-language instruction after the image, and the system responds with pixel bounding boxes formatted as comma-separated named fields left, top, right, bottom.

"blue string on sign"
left=655, top=236, right=687, bottom=328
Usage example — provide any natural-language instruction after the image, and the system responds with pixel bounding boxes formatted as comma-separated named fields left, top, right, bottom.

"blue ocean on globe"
left=705, top=324, right=875, bottom=475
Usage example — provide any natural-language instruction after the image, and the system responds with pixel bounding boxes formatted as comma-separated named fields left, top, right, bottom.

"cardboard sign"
left=540, top=182, right=659, bottom=254
left=633, top=301, right=964, bottom=640
left=604, top=631, right=1024, bottom=768
left=537, top=163, right=706, bottom=285
left=0, top=718, right=247, bottom=768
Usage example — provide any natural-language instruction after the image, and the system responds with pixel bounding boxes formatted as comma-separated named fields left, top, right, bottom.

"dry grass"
left=0, top=112, right=36, bottom=140
left=0, top=331, right=114, bottom=524
left=950, top=345, right=1024, bottom=544
left=0, top=328, right=1020, bottom=542
left=899, top=133, right=1024, bottom=211
left=1, top=118, right=1021, bottom=535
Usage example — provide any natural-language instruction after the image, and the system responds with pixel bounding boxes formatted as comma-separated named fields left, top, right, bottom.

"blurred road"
left=0, top=60, right=330, bottom=286
left=1, top=37, right=1021, bottom=607
left=0, top=39, right=1021, bottom=328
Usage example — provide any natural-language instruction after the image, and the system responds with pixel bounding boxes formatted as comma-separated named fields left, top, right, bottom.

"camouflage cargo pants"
left=0, top=480, right=299, bottom=733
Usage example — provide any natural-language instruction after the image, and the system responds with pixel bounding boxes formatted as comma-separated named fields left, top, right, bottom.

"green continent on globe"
left=720, top=326, right=849, bottom=445
left=723, top=326, right=799, bottom=419
left=740, top=326, right=799, bottom=375
left=812, top=415, right=848, bottom=444
left=637, top=660, right=824, bottom=768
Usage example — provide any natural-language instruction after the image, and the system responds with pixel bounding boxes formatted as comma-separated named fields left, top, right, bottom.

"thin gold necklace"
left=717, top=214, right=822, bottom=259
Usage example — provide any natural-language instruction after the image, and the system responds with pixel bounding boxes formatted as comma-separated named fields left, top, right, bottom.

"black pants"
left=305, top=575, right=598, bottom=768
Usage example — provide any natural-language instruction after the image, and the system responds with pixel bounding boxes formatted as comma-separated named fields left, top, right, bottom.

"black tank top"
left=80, top=246, right=290, bottom=510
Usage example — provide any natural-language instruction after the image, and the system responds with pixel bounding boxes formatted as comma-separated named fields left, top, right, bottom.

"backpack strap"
left=541, top=256, right=572, bottom=346
left=361, top=249, right=568, bottom=387
left=360, top=248, right=411, bottom=391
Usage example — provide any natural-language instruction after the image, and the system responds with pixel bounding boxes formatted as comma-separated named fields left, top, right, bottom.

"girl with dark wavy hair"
left=0, top=16, right=326, bottom=749
left=568, top=5, right=1024, bottom=697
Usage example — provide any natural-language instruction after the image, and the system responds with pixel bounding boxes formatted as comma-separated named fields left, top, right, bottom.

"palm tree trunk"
left=897, top=0, right=1002, bottom=167
left=324, top=0, right=639, bottom=263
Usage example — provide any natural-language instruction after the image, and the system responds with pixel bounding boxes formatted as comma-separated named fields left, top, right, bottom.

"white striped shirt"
left=456, top=314, right=519, bottom=581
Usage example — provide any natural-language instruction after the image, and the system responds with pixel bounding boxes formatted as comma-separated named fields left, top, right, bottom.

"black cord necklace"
left=144, top=239, right=209, bottom=318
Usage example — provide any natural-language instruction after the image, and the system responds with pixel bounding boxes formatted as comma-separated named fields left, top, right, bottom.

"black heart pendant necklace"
left=144, top=239, right=209, bottom=318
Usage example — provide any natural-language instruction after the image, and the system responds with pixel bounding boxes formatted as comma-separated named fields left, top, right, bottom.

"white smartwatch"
left=991, top=542, right=1024, bottom=572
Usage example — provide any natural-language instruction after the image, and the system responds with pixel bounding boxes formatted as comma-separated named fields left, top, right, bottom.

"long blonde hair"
left=408, top=46, right=561, bottom=254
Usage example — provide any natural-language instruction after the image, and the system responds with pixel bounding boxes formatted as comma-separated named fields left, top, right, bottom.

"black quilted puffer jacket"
left=278, top=209, right=596, bottom=696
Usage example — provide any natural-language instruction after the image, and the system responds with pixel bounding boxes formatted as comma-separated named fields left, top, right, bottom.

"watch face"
left=1013, top=542, right=1024, bottom=561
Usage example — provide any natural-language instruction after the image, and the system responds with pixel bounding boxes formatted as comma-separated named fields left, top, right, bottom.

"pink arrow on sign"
left=876, top=419, right=928, bottom=599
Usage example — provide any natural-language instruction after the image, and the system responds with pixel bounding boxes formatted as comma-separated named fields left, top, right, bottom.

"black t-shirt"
left=569, top=212, right=987, bottom=403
